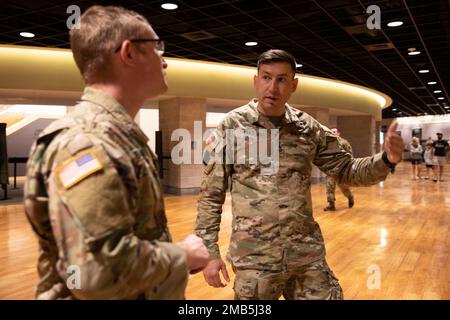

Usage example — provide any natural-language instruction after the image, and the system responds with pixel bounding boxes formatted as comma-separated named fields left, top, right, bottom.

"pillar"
left=337, top=115, right=376, bottom=157
left=159, top=97, right=206, bottom=195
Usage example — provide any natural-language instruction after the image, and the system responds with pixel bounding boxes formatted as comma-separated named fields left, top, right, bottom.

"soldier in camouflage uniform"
left=24, top=5, right=209, bottom=300
left=324, top=128, right=354, bottom=211
left=195, top=49, right=404, bottom=300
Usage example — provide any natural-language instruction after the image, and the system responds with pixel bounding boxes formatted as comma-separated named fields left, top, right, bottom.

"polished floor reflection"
left=0, top=162, right=449, bottom=299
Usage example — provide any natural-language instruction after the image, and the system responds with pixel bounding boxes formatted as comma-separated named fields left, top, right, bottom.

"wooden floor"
left=1, top=162, right=449, bottom=300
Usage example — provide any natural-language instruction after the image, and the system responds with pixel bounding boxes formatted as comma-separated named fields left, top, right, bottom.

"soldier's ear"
left=117, top=40, right=136, bottom=67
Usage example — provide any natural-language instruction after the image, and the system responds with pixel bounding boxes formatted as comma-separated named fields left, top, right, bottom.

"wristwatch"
left=382, top=151, right=396, bottom=173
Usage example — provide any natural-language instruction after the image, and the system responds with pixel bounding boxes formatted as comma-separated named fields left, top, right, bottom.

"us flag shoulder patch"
left=56, top=150, right=104, bottom=189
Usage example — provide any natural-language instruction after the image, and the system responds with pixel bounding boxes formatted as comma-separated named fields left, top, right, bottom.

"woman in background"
left=410, top=137, right=423, bottom=180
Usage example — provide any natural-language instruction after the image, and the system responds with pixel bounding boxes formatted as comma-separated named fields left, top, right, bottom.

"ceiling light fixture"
left=20, top=32, right=35, bottom=38
left=438, top=97, right=445, bottom=100
left=387, top=21, right=403, bottom=27
left=161, top=3, right=178, bottom=10
left=296, top=63, right=303, bottom=68
left=427, top=81, right=437, bottom=85
left=419, top=69, right=429, bottom=73
left=245, top=41, right=258, bottom=47
left=433, top=90, right=442, bottom=93
left=407, top=48, right=421, bottom=56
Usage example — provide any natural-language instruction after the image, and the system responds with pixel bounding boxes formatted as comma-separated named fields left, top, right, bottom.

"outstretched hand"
left=384, top=121, right=405, bottom=164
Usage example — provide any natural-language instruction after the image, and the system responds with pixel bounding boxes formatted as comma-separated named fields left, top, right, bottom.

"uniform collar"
left=80, top=86, right=149, bottom=144
left=81, top=87, right=131, bottom=118
left=248, top=99, right=302, bottom=127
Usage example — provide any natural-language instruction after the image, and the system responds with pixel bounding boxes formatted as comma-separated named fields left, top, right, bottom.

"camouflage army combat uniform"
left=196, top=99, right=393, bottom=300
left=325, top=137, right=354, bottom=206
left=24, top=87, right=188, bottom=300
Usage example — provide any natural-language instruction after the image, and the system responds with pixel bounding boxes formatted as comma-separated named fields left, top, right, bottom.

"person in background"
left=323, top=128, right=354, bottom=211
left=432, top=133, right=449, bottom=182
left=409, top=137, right=423, bottom=180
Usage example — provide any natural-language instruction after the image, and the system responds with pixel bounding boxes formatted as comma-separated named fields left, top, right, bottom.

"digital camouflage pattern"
left=196, top=99, right=392, bottom=272
left=233, top=259, right=343, bottom=300
left=24, top=87, right=188, bottom=300
left=326, top=136, right=353, bottom=203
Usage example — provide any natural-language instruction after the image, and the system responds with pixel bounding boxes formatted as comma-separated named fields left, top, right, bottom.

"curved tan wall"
left=0, top=45, right=391, bottom=120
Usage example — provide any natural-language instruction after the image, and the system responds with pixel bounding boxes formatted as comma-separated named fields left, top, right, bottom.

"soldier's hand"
left=177, top=235, right=210, bottom=274
left=384, top=121, right=404, bottom=164
left=203, top=258, right=230, bottom=288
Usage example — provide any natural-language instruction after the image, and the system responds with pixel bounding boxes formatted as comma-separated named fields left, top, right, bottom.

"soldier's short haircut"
left=70, top=5, right=151, bottom=83
left=257, top=49, right=297, bottom=76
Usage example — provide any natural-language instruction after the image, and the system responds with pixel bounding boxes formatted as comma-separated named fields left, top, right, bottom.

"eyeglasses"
left=115, top=38, right=165, bottom=55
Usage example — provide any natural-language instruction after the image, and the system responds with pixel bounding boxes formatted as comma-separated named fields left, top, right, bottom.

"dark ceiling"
left=1, top=0, right=449, bottom=118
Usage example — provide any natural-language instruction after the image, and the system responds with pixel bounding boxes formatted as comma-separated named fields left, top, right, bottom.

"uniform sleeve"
left=346, top=140, right=353, bottom=154
left=195, top=128, right=232, bottom=259
left=339, top=137, right=353, bottom=154
left=314, top=125, right=392, bottom=186
left=45, top=133, right=187, bottom=300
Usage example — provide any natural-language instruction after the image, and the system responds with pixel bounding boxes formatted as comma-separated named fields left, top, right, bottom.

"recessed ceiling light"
left=428, top=81, right=437, bottom=85
left=433, top=90, right=442, bottom=93
left=438, top=97, right=445, bottom=100
left=408, top=51, right=421, bottom=56
left=392, top=108, right=398, bottom=111
left=245, top=41, right=258, bottom=46
left=296, top=63, right=303, bottom=68
left=445, top=106, right=449, bottom=109
left=387, top=21, right=403, bottom=27
left=20, top=32, right=35, bottom=38
left=419, top=69, right=429, bottom=73
left=161, top=3, right=178, bottom=10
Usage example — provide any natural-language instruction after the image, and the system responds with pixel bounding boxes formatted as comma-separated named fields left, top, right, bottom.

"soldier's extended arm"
left=45, top=138, right=188, bottom=300
left=314, top=125, right=395, bottom=186
left=195, top=131, right=231, bottom=259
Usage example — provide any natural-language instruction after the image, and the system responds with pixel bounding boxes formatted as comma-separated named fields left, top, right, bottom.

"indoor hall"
left=0, top=0, right=449, bottom=301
